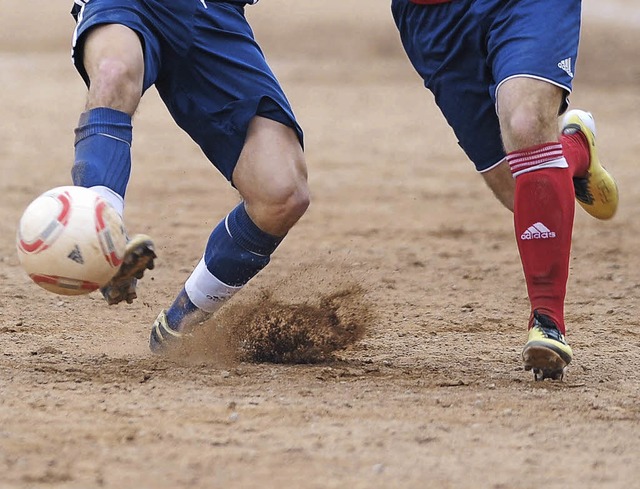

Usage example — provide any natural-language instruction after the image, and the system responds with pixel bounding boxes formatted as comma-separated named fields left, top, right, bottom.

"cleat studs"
left=100, top=235, right=156, bottom=305
left=530, top=367, right=566, bottom=382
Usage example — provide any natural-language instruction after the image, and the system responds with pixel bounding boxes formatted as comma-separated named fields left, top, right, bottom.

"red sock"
left=561, top=130, right=590, bottom=177
left=508, top=143, right=575, bottom=334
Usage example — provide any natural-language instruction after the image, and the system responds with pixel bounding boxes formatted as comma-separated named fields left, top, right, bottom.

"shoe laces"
left=532, top=310, right=565, bottom=343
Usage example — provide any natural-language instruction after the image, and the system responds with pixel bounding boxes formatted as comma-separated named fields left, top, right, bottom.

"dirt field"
left=1, top=1, right=639, bottom=488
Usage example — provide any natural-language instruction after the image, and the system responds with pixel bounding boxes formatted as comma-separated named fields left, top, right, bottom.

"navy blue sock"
left=165, top=288, right=200, bottom=331
left=72, top=107, right=132, bottom=198
left=205, top=203, right=284, bottom=286
left=164, top=204, right=284, bottom=330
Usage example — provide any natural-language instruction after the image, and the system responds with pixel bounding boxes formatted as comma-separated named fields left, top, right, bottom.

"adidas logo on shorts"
left=557, top=57, right=574, bottom=78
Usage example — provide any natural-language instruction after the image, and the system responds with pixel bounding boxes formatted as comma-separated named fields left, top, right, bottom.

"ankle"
left=561, top=130, right=590, bottom=177
left=165, top=288, right=210, bottom=332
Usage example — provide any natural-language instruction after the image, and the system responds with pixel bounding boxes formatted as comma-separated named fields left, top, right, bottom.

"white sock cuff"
left=89, top=185, right=124, bottom=217
left=511, top=157, right=569, bottom=178
left=185, top=257, right=242, bottom=313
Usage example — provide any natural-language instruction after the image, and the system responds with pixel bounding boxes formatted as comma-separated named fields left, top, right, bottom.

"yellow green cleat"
left=149, top=309, right=185, bottom=354
left=522, top=311, right=573, bottom=381
left=562, top=109, right=619, bottom=220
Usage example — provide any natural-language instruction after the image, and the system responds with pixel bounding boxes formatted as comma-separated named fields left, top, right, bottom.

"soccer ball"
left=16, top=186, right=127, bottom=296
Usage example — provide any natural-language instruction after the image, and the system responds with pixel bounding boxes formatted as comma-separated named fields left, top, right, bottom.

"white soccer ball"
left=16, top=186, right=127, bottom=296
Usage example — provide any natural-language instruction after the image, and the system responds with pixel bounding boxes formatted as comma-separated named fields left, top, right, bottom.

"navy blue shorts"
left=72, top=0, right=303, bottom=182
left=391, top=0, right=581, bottom=172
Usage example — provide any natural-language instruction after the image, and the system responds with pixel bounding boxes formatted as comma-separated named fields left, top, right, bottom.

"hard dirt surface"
left=1, top=1, right=639, bottom=488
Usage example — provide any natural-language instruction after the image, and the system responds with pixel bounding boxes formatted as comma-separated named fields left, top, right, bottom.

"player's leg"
left=392, top=0, right=576, bottom=380
left=150, top=118, right=309, bottom=352
left=73, top=22, right=143, bottom=221
left=488, top=0, right=599, bottom=379
left=498, top=77, right=574, bottom=379
left=71, top=3, right=162, bottom=304
left=232, top=118, right=309, bottom=237
left=75, top=24, right=155, bottom=305
left=148, top=2, right=309, bottom=352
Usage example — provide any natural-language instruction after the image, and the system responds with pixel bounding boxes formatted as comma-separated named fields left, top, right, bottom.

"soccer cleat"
left=562, top=109, right=618, bottom=220
left=522, top=311, right=573, bottom=381
left=100, top=234, right=156, bottom=305
left=149, top=309, right=184, bottom=354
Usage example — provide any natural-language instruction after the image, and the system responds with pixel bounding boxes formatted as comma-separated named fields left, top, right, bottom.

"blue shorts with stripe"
left=72, top=0, right=302, bottom=182
left=391, top=0, right=581, bottom=172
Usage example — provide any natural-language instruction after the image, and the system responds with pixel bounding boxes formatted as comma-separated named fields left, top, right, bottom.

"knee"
left=268, top=173, right=311, bottom=229
left=246, top=161, right=310, bottom=236
left=87, top=56, right=143, bottom=112
left=93, top=56, right=138, bottom=86
left=497, top=78, right=564, bottom=151
left=287, top=179, right=311, bottom=220
left=502, top=106, right=550, bottom=148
